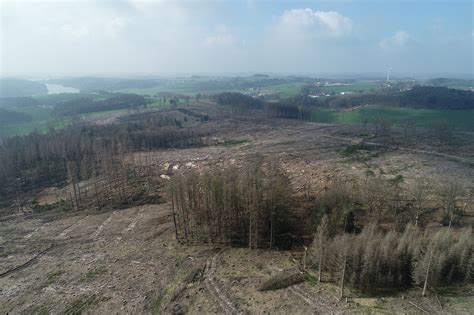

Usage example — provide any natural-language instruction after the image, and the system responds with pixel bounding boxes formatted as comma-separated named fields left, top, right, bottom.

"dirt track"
left=0, top=204, right=340, bottom=314
left=1, top=202, right=472, bottom=314
left=0, top=204, right=179, bottom=313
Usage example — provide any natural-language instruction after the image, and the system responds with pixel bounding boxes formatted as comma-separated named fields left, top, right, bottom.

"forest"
left=0, top=78, right=48, bottom=97
left=168, top=160, right=473, bottom=295
left=52, top=93, right=149, bottom=116
left=0, top=108, right=32, bottom=124
left=168, top=156, right=303, bottom=248
left=0, top=111, right=207, bottom=208
left=327, top=86, right=474, bottom=110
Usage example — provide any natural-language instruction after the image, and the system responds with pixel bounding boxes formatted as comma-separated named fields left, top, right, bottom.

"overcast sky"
left=1, top=0, right=473, bottom=77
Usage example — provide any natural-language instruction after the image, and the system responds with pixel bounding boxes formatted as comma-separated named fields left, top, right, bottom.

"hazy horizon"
left=1, top=0, right=473, bottom=77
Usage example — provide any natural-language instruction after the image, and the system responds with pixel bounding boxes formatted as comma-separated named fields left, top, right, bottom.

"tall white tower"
left=386, top=65, right=393, bottom=81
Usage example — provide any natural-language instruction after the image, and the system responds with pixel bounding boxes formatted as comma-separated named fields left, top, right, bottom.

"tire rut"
left=203, top=251, right=240, bottom=314
left=91, top=212, right=115, bottom=240
left=271, top=266, right=339, bottom=314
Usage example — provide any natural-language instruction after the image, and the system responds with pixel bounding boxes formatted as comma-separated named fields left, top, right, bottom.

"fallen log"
left=259, top=269, right=305, bottom=291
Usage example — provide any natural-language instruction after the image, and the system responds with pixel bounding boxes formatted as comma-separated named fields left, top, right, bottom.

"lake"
left=45, top=83, right=80, bottom=94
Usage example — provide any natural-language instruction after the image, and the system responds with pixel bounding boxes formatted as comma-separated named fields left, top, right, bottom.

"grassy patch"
left=222, top=139, right=249, bottom=148
left=64, top=295, right=99, bottom=315
left=0, top=104, right=70, bottom=138
left=23, top=305, right=50, bottom=315
left=319, top=82, right=382, bottom=94
left=151, top=287, right=169, bottom=315
left=32, top=199, right=70, bottom=213
left=264, top=82, right=307, bottom=97
left=43, top=270, right=64, bottom=287
left=304, top=273, right=318, bottom=287
left=341, top=143, right=378, bottom=162
left=341, top=143, right=376, bottom=156
left=312, top=106, right=474, bottom=131
left=80, top=267, right=107, bottom=282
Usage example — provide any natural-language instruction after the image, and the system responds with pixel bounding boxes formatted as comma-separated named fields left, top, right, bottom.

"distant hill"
left=0, top=108, right=32, bottom=124
left=47, top=77, right=163, bottom=92
left=52, top=93, right=148, bottom=116
left=328, top=86, right=474, bottom=110
left=0, top=97, right=39, bottom=108
left=425, top=78, right=473, bottom=90
left=0, top=78, right=48, bottom=97
left=401, top=86, right=474, bottom=109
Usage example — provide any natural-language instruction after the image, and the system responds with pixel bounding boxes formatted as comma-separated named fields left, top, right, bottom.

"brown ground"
left=1, top=106, right=473, bottom=314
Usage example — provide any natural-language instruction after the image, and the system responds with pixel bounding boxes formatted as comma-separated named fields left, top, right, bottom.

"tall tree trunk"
left=303, top=246, right=307, bottom=271
left=422, top=251, right=433, bottom=297
left=318, top=248, right=323, bottom=282
left=269, top=211, right=273, bottom=250
left=340, top=252, right=347, bottom=300
left=170, top=188, right=179, bottom=241
left=249, top=210, right=252, bottom=250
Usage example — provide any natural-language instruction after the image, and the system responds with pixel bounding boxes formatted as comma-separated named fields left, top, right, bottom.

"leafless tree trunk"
left=340, top=250, right=347, bottom=300
left=422, top=250, right=433, bottom=297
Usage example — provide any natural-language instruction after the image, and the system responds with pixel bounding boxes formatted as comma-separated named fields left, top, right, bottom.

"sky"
left=1, top=0, right=473, bottom=77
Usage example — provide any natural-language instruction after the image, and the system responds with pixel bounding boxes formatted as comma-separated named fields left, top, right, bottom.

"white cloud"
left=60, top=24, right=89, bottom=37
left=1, top=1, right=470, bottom=76
left=204, top=26, right=236, bottom=47
left=104, top=17, right=129, bottom=37
left=379, top=31, right=411, bottom=50
left=258, top=8, right=354, bottom=72
left=278, top=8, right=353, bottom=37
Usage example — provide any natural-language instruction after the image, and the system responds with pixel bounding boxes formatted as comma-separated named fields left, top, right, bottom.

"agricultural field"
left=261, top=82, right=308, bottom=97
left=116, top=85, right=199, bottom=97
left=108, top=76, right=317, bottom=98
left=0, top=105, right=57, bottom=138
left=0, top=92, right=158, bottom=138
left=311, top=106, right=474, bottom=131
left=318, top=81, right=383, bottom=94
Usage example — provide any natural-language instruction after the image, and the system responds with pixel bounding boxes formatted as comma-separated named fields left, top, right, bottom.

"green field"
left=0, top=105, right=55, bottom=138
left=118, top=86, right=198, bottom=96
left=0, top=100, right=171, bottom=138
left=311, top=106, right=474, bottom=131
left=119, top=80, right=310, bottom=98
left=318, top=82, right=382, bottom=94
left=263, top=82, right=307, bottom=97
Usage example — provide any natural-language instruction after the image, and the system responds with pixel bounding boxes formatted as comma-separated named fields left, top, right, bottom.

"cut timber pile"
left=259, top=269, right=305, bottom=291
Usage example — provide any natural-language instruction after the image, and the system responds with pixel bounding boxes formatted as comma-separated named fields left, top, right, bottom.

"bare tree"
left=316, top=215, right=329, bottom=282
left=410, top=177, right=430, bottom=226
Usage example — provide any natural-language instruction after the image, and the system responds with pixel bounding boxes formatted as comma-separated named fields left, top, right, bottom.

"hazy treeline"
left=0, top=108, right=32, bottom=124
left=193, top=76, right=308, bottom=91
left=0, top=96, right=40, bottom=108
left=53, top=93, right=149, bottom=116
left=328, top=86, right=474, bottom=110
left=0, top=78, right=48, bottom=98
left=46, top=76, right=309, bottom=94
left=168, top=156, right=303, bottom=248
left=0, top=112, right=207, bottom=207
left=214, top=92, right=313, bottom=120
left=213, top=92, right=263, bottom=109
left=46, top=77, right=166, bottom=92
left=426, top=78, right=474, bottom=88
left=211, top=86, right=473, bottom=124
left=265, top=102, right=312, bottom=120
left=176, top=108, right=209, bottom=122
